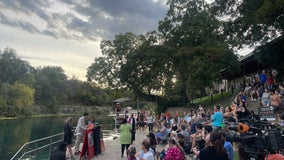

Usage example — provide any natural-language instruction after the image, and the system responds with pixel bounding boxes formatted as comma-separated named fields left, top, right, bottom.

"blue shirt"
left=211, top=111, right=223, bottom=127
left=259, top=73, right=266, bottom=84
left=224, top=141, right=234, bottom=160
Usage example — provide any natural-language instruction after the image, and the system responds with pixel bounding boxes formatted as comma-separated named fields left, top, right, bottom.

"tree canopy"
left=0, top=48, right=33, bottom=84
left=87, top=0, right=240, bottom=103
left=0, top=49, right=124, bottom=116
left=1, top=0, right=283, bottom=116
left=211, top=0, right=284, bottom=47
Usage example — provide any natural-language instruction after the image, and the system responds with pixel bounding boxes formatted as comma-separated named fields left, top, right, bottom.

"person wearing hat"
left=74, top=112, right=89, bottom=154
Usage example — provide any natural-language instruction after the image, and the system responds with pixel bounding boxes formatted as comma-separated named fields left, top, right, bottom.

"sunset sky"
left=0, top=0, right=252, bottom=81
left=0, top=0, right=168, bottom=80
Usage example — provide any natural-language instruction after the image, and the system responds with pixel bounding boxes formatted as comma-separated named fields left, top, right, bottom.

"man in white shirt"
left=74, top=112, right=89, bottom=154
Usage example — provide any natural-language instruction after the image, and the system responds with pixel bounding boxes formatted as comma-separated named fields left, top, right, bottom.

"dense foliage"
left=1, top=0, right=283, bottom=116
left=211, top=0, right=284, bottom=47
left=87, top=0, right=240, bottom=104
left=87, top=0, right=283, bottom=106
left=211, top=0, right=284, bottom=79
left=0, top=48, right=129, bottom=117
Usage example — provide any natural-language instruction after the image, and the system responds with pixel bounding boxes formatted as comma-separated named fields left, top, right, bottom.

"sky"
left=0, top=0, right=253, bottom=81
left=0, top=0, right=168, bottom=81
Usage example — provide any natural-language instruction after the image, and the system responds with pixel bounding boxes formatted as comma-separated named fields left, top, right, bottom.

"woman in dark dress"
left=64, top=117, right=74, bottom=160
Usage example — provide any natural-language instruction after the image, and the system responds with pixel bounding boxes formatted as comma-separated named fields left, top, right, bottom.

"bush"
left=191, top=91, right=233, bottom=107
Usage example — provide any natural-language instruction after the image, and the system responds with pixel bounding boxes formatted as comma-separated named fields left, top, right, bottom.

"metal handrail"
left=10, top=132, right=64, bottom=160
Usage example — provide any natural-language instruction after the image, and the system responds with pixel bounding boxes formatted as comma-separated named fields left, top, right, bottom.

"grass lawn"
left=234, top=151, right=239, bottom=160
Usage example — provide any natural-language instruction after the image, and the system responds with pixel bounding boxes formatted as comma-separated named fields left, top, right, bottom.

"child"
left=127, top=145, right=138, bottom=160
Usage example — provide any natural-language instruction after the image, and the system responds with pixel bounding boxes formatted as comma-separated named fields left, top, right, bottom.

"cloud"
left=0, top=0, right=168, bottom=80
left=0, top=12, right=40, bottom=33
left=0, top=0, right=168, bottom=41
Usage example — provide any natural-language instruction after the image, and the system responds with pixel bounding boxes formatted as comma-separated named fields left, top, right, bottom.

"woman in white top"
left=136, top=139, right=154, bottom=160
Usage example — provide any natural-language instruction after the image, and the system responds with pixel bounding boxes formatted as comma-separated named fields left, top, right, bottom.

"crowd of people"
left=126, top=106, right=283, bottom=160
left=50, top=69, right=284, bottom=160
left=122, top=69, right=284, bottom=160
left=130, top=106, right=233, bottom=160
left=241, top=69, right=284, bottom=121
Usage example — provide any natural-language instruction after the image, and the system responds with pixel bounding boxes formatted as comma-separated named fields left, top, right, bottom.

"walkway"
left=70, top=130, right=165, bottom=160
left=68, top=101, right=261, bottom=160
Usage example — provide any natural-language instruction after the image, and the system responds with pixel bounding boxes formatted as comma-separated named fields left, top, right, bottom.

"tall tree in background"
left=8, top=82, right=35, bottom=108
left=87, top=0, right=240, bottom=103
left=211, top=0, right=284, bottom=46
left=33, top=66, right=67, bottom=108
left=0, top=48, right=127, bottom=117
left=120, top=31, right=174, bottom=98
left=211, top=0, right=284, bottom=78
left=87, top=32, right=145, bottom=88
left=158, top=0, right=239, bottom=101
left=0, top=48, right=33, bottom=84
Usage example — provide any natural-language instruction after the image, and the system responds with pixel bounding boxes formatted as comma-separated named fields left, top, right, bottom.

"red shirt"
left=267, top=77, right=274, bottom=85
left=266, top=154, right=284, bottom=160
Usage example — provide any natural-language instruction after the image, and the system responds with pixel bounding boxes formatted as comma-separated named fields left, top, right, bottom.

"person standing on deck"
left=138, top=113, right=146, bottom=133
left=120, top=118, right=132, bottom=157
left=64, top=117, right=75, bottom=159
left=74, top=112, right=89, bottom=155
left=128, top=113, right=136, bottom=144
left=147, top=113, right=154, bottom=133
